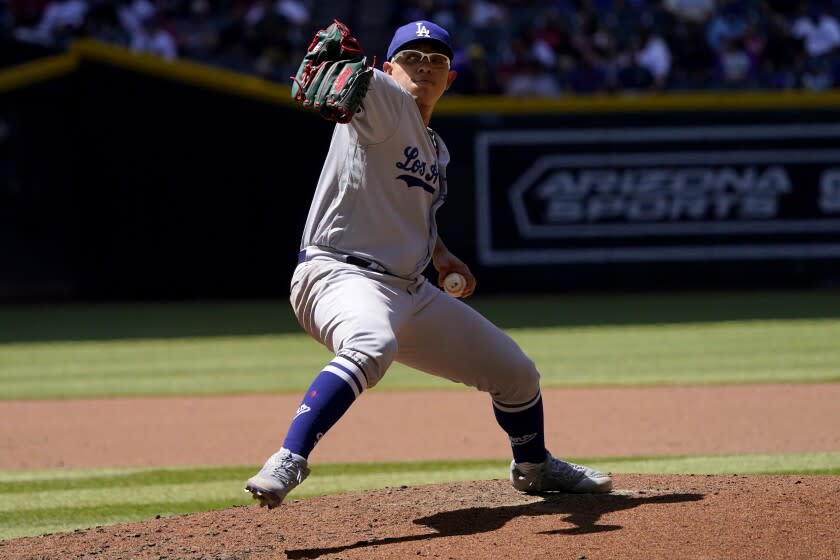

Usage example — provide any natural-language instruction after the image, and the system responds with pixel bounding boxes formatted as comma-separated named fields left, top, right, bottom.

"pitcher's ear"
left=445, top=70, right=457, bottom=90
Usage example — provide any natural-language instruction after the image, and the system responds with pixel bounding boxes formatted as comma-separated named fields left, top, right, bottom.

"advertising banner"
left=476, top=124, right=840, bottom=265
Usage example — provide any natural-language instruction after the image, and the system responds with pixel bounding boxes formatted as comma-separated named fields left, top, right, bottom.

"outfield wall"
left=2, top=40, right=840, bottom=301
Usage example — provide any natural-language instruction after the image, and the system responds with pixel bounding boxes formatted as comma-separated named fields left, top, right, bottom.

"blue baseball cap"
left=386, top=20, right=453, bottom=61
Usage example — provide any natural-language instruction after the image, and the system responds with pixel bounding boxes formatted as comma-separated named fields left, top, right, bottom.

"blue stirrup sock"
left=282, top=355, right=367, bottom=459
left=492, top=392, right=547, bottom=464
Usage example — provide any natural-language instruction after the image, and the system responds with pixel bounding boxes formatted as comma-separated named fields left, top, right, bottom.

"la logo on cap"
left=415, top=22, right=431, bottom=37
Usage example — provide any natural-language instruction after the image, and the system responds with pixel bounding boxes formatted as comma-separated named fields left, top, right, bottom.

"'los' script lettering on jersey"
left=395, top=145, right=439, bottom=194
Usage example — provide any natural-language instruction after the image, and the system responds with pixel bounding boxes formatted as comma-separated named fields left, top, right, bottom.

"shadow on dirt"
left=285, top=491, right=704, bottom=559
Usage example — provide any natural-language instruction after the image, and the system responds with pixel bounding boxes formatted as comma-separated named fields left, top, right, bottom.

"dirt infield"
left=2, top=383, right=839, bottom=559
left=3, top=475, right=838, bottom=560
left=4, top=384, right=840, bottom=468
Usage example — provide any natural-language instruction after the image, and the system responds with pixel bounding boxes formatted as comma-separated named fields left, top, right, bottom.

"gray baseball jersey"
left=292, top=69, right=540, bottom=406
left=300, top=69, right=448, bottom=279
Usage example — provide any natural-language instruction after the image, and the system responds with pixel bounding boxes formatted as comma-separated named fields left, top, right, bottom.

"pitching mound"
left=3, top=474, right=838, bottom=559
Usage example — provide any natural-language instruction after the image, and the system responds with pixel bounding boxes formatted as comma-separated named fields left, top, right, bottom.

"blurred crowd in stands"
left=3, top=0, right=840, bottom=94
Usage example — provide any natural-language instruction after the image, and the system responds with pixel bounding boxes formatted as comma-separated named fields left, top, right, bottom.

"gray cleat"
left=245, top=448, right=311, bottom=509
left=510, top=452, right=612, bottom=494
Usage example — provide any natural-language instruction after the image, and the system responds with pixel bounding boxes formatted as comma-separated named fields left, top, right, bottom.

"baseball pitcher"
left=245, top=19, right=612, bottom=509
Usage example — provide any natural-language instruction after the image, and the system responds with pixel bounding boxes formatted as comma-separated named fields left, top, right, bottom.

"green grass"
left=512, top=319, right=840, bottom=386
left=1, top=452, right=838, bottom=541
left=1, top=318, right=838, bottom=398
left=1, top=292, right=838, bottom=398
left=0, top=334, right=329, bottom=399
left=3, top=292, right=839, bottom=344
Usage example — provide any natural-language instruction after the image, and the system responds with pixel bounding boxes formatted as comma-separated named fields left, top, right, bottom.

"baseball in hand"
left=443, top=272, right=466, bottom=297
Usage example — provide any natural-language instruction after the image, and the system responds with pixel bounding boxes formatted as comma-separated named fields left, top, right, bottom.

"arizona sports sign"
left=475, top=124, right=840, bottom=264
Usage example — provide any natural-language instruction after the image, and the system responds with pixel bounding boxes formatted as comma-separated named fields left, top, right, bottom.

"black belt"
left=297, top=250, right=383, bottom=271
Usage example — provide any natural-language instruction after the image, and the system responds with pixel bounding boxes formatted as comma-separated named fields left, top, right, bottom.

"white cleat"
left=511, top=451, right=612, bottom=494
left=245, top=448, right=310, bottom=509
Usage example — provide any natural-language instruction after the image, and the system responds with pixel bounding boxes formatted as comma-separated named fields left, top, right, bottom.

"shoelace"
left=543, top=456, right=587, bottom=482
left=269, top=456, right=305, bottom=485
